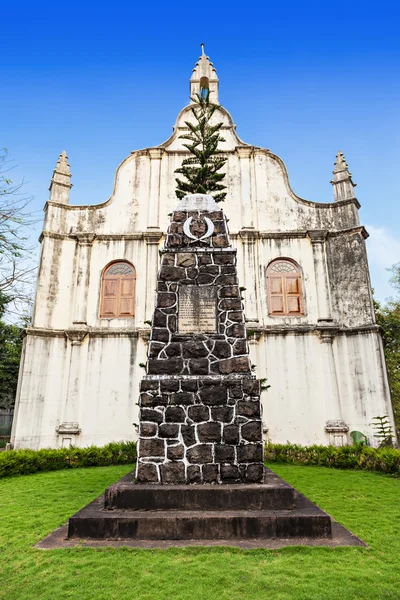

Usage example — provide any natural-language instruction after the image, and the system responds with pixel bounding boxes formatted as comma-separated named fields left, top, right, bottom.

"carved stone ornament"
left=183, top=216, right=214, bottom=243
left=65, top=329, right=88, bottom=345
left=325, top=420, right=349, bottom=433
left=56, top=422, right=81, bottom=435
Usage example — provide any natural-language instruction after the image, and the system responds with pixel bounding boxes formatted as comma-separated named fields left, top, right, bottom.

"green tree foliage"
left=0, top=320, right=23, bottom=411
left=375, top=263, right=400, bottom=438
left=175, top=93, right=227, bottom=202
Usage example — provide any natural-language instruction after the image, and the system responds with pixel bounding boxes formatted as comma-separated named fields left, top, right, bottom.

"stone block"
left=177, top=253, right=196, bottom=267
left=220, top=286, right=240, bottom=298
left=173, top=211, right=186, bottom=222
left=140, top=408, right=164, bottom=423
left=212, top=341, right=231, bottom=359
left=198, top=385, right=227, bottom=405
left=136, top=463, right=159, bottom=483
left=168, top=315, right=177, bottom=332
left=182, top=340, right=209, bottom=358
left=202, top=264, right=220, bottom=275
left=160, top=266, right=186, bottom=281
left=223, top=424, right=240, bottom=444
left=227, top=384, right=242, bottom=399
left=153, top=310, right=167, bottom=327
left=165, top=406, right=186, bottom=423
left=198, top=254, right=212, bottom=265
left=188, top=359, right=209, bottom=375
left=243, top=379, right=261, bottom=395
left=162, top=253, right=175, bottom=266
left=211, top=406, right=234, bottom=422
left=157, top=292, right=176, bottom=308
left=167, top=444, right=185, bottom=460
left=152, top=328, right=170, bottom=343
left=197, top=422, right=222, bottom=443
left=214, top=254, right=235, bottom=265
left=160, top=380, right=179, bottom=392
left=220, top=464, right=240, bottom=481
left=148, top=341, right=165, bottom=358
left=140, top=380, right=159, bottom=391
left=226, top=323, right=245, bottom=338
left=245, top=463, right=264, bottom=483
left=219, top=357, right=251, bottom=374
left=139, top=438, right=165, bottom=457
left=237, top=400, right=261, bottom=418
left=181, top=380, right=198, bottom=392
left=170, top=391, right=195, bottom=405
left=197, top=273, right=215, bottom=285
left=227, top=311, right=243, bottom=322
left=187, top=444, right=213, bottom=464
left=159, top=423, right=180, bottom=438
left=215, top=444, right=235, bottom=462
left=237, top=443, right=263, bottom=463
left=148, top=359, right=183, bottom=375
left=187, top=267, right=199, bottom=279
left=181, top=425, right=196, bottom=446
left=187, top=465, right=202, bottom=483
left=241, top=421, right=262, bottom=442
left=160, top=462, right=186, bottom=484
left=188, top=405, right=209, bottom=422
left=202, top=464, right=219, bottom=483
left=165, top=343, right=182, bottom=358
left=233, top=339, right=248, bottom=355
left=139, top=422, right=157, bottom=437
left=219, top=299, right=242, bottom=310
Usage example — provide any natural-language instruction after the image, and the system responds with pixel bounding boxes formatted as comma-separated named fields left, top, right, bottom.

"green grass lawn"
left=1, top=463, right=400, bottom=600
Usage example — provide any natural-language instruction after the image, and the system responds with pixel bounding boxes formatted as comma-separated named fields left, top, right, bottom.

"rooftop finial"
left=49, top=150, right=72, bottom=205
left=333, top=150, right=348, bottom=173
left=200, top=42, right=205, bottom=55
left=331, top=150, right=357, bottom=202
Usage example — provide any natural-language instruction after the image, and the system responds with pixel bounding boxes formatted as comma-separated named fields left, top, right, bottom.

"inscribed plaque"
left=178, top=287, right=217, bottom=334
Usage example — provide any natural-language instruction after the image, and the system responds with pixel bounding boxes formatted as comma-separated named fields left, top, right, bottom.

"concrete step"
left=68, top=499, right=332, bottom=541
left=104, top=480, right=295, bottom=511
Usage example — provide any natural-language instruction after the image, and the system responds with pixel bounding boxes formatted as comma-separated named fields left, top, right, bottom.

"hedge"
left=0, top=441, right=137, bottom=478
left=265, top=443, right=400, bottom=475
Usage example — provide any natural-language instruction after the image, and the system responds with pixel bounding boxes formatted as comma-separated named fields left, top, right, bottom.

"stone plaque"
left=178, top=286, right=217, bottom=334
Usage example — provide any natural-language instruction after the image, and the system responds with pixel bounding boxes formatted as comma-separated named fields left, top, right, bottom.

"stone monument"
left=63, top=195, right=363, bottom=547
left=136, top=193, right=263, bottom=485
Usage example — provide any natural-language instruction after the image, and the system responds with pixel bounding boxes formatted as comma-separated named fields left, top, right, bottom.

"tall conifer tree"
left=175, top=93, right=227, bottom=202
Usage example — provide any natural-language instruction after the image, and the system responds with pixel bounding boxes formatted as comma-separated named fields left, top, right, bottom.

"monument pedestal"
left=67, top=468, right=333, bottom=542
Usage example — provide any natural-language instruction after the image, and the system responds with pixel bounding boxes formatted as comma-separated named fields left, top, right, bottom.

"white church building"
left=11, top=49, right=396, bottom=449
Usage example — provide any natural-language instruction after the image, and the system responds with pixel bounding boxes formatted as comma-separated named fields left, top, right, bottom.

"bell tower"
left=190, top=44, right=219, bottom=103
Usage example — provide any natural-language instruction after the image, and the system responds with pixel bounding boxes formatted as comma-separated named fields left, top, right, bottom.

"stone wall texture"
left=136, top=203, right=264, bottom=483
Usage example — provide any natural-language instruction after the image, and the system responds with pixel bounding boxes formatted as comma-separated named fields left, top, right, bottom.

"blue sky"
left=2, top=0, right=399, bottom=301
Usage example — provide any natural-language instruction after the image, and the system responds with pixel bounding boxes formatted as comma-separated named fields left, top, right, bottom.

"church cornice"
left=38, top=226, right=368, bottom=243
left=23, top=323, right=380, bottom=340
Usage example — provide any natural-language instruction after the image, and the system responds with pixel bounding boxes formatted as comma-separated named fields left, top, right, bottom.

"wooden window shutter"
left=267, top=260, right=304, bottom=316
left=101, top=262, right=136, bottom=318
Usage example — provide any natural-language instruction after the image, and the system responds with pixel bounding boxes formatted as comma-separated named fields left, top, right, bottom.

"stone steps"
left=68, top=501, right=331, bottom=541
left=67, top=469, right=333, bottom=542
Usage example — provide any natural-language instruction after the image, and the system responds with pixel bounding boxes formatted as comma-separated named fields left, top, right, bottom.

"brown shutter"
left=286, top=276, right=302, bottom=314
left=101, top=278, right=118, bottom=317
left=118, top=277, right=135, bottom=317
left=269, top=277, right=285, bottom=314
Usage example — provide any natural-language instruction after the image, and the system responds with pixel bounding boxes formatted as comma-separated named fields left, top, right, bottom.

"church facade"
left=11, top=49, right=396, bottom=449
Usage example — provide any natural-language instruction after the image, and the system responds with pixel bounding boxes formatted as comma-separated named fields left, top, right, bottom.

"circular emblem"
left=183, top=216, right=214, bottom=243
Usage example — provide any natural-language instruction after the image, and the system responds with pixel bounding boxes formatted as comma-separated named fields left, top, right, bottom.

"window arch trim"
left=266, top=258, right=304, bottom=317
left=100, top=260, right=136, bottom=319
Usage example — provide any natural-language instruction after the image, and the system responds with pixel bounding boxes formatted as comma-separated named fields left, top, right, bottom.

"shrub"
left=265, top=443, right=400, bottom=475
left=0, top=441, right=137, bottom=478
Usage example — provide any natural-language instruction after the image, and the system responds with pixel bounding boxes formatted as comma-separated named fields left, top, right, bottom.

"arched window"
left=267, top=259, right=304, bottom=316
left=100, top=261, right=136, bottom=318
left=199, top=76, right=209, bottom=100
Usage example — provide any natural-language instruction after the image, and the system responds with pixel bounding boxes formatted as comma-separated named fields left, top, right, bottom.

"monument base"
left=66, top=469, right=336, bottom=542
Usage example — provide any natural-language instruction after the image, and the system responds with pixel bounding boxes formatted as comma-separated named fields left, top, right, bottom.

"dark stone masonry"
left=136, top=194, right=263, bottom=484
